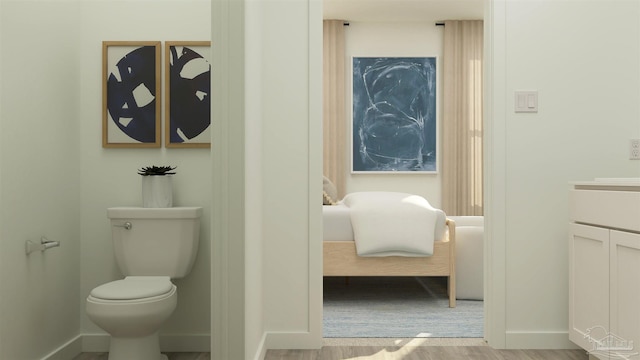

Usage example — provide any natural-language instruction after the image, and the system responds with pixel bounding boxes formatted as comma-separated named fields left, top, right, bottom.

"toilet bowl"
left=86, top=276, right=177, bottom=360
left=87, top=207, right=202, bottom=359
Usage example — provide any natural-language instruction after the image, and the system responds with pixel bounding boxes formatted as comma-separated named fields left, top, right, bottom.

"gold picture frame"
left=102, top=41, right=161, bottom=148
left=164, top=41, right=212, bottom=148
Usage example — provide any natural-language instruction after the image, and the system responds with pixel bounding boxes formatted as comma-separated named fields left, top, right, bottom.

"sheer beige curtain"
left=323, top=20, right=346, bottom=198
left=442, top=20, right=484, bottom=216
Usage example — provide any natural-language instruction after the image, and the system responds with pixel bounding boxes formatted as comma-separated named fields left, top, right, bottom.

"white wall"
left=244, top=0, right=264, bottom=357
left=8, top=0, right=639, bottom=357
left=486, top=0, right=640, bottom=348
left=259, top=0, right=323, bottom=350
left=250, top=0, right=640, bottom=352
left=1, top=0, right=213, bottom=357
left=0, top=1, right=82, bottom=358
left=343, top=22, right=444, bottom=205
left=78, top=1, right=212, bottom=350
left=211, top=0, right=322, bottom=357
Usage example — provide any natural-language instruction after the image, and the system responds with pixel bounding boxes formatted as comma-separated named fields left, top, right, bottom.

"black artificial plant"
left=137, top=166, right=177, bottom=176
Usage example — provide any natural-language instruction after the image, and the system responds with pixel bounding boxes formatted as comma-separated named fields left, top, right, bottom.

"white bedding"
left=323, top=192, right=447, bottom=257
left=322, top=203, right=355, bottom=241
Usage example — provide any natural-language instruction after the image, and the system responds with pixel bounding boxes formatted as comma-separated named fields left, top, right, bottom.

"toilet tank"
left=107, top=207, right=202, bottom=278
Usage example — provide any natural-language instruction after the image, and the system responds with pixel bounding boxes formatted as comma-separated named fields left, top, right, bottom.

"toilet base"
left=107, top=332, right=165, bottom=360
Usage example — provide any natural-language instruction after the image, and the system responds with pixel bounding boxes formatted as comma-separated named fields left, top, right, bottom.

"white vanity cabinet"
left=569, top=179, right=640, bottom=358
left=609, top=230, right=640, bottom=353
left=568, top=223, right=610, bottom=351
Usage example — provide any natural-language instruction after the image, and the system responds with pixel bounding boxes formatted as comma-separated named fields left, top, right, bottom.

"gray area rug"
left=323, top=276, right=483, bottom=338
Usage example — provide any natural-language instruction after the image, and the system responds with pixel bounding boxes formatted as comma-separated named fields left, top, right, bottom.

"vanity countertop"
left=571, top=178, right=640, bottom=191
left=569, top=178, right=640, bottom=232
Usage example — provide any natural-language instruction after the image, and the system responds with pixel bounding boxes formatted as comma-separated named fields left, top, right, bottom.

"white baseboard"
left=252, top=333, right=268, bottom=360
left=264, top=331, right=322, bottom=350
left=505, top=331, right=581, bottom=349
left=42, top=335, right=83, bottom=360
left=81, top=333, right=211, bottom=353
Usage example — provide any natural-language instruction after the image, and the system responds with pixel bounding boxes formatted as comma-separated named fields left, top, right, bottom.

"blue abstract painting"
left=352, top=57, right=437, bottom=172
left=167, top=43, right=211, bottom=147
left=106, top=45, right=158, bottom=144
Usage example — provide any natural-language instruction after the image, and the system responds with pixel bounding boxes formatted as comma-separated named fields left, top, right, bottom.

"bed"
left=322, top=194, right=456, bottom=308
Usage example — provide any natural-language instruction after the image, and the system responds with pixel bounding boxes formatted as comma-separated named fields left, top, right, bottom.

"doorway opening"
left=321, top=0, right=486, bottom=342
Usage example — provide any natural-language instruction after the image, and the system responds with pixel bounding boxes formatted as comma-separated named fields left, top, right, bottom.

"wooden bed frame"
left=323, top=218, right=456, bottom=307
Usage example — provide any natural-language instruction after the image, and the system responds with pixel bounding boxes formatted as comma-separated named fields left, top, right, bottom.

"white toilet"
left=86, top=206, right=202, bottom=360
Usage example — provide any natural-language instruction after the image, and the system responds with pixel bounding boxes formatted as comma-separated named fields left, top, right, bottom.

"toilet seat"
left=90, top=276, right=173, bottom=301
left=85, top=277, right=178, bottom=359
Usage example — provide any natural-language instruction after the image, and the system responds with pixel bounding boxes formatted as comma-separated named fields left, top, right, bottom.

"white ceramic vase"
left=142, top=175, right=173, bottom=208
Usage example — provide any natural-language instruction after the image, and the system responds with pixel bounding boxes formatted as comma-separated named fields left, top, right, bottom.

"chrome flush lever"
left=114, top=222, right=132, bottom=230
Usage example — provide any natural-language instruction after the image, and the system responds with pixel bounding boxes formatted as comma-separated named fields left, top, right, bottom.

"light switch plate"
left=515, top=91, right=538, bottom=113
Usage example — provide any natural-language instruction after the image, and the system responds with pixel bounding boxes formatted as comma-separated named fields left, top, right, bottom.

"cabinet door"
left=610, top=230, right=640, bottom=354
left=569, top=223, right=610, bottom=350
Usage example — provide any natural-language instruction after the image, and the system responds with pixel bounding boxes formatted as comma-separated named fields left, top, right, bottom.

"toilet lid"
left=90, top=276, right=173, bottom=300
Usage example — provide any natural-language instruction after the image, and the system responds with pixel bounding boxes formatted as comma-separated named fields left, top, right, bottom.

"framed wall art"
left=165, top=41, right=212, bottom=148
left=352, top=56, right=437, bottom=173
left=102, top=41, right=161, bottom=148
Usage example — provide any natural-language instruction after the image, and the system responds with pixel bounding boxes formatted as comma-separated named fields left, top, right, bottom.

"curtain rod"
left=342, top=22, right=441, bottom=26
